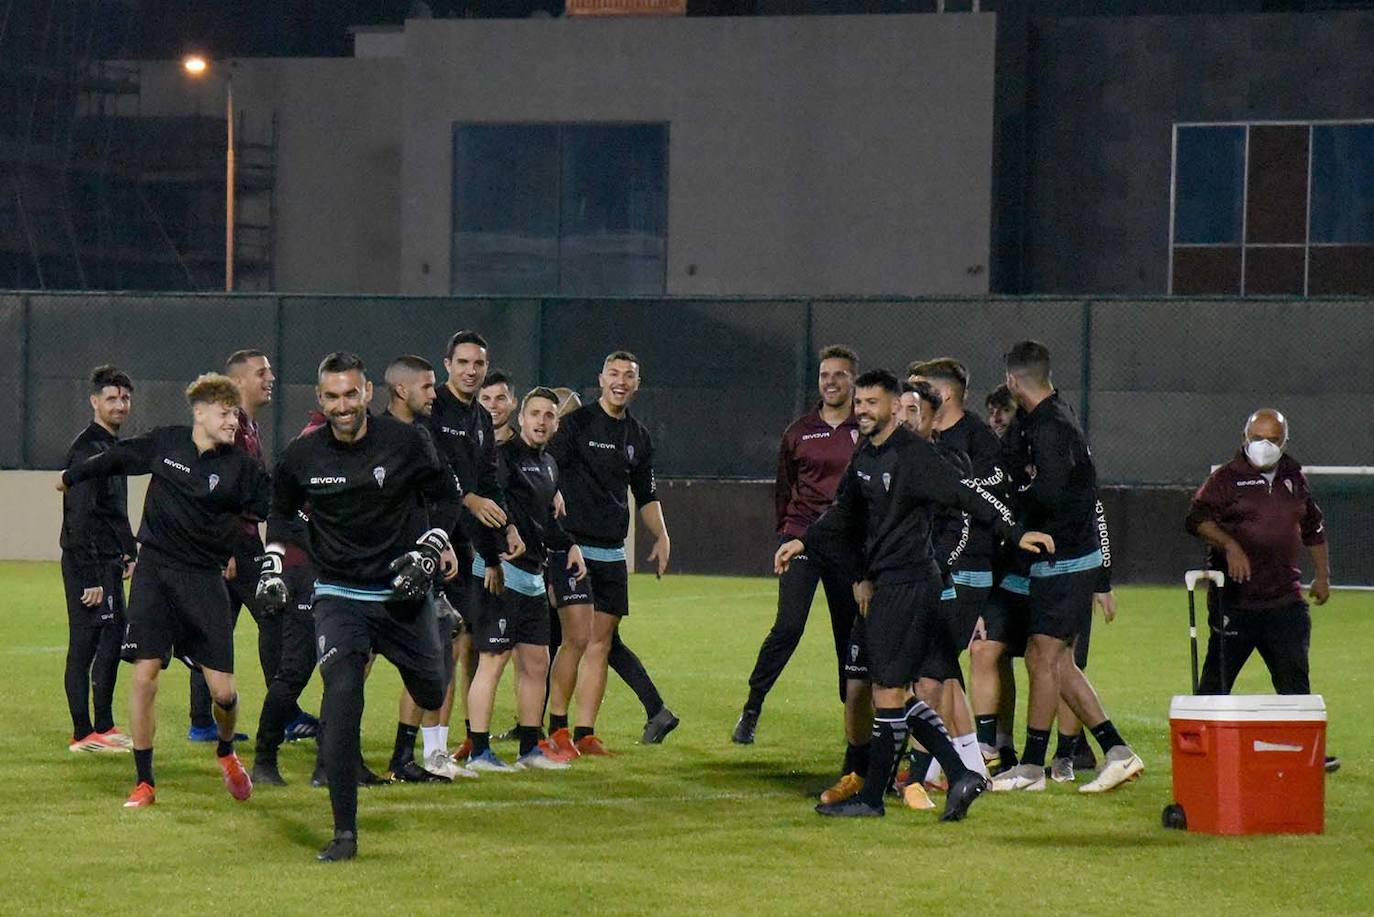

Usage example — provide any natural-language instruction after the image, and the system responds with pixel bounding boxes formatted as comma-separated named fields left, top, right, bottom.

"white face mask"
left=1245, top=439, right=1283, bottom=469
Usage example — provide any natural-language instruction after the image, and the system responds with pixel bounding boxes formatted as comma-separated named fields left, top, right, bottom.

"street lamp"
left=182, top=54, right=234, bottom=292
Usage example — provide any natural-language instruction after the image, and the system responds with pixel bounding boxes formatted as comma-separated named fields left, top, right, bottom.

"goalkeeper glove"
left=255, top=547, right=288, bottom=614
left=388, top=528, right=451, bottom=601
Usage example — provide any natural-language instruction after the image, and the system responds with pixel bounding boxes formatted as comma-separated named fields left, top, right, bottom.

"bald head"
left=1245, top=408, right=1288, bottom=444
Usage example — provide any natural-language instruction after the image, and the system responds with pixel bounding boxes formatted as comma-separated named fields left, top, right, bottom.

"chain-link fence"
left=5, top=292, right=1372, bottom=487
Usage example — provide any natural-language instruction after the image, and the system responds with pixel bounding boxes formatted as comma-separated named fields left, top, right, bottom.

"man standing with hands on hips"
left=1186, top=408, right=1337, bottom=772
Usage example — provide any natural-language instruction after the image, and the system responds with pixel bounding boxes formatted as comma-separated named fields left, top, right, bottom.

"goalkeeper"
left=264, top=353, right=462, bottom=862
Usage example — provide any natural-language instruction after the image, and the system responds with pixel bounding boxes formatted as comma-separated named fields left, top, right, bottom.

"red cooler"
left=1167, top=694, right=1326, bottom=835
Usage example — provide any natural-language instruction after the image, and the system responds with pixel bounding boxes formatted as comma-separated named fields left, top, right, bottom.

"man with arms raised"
left=59, top=374, right=271, bottom=808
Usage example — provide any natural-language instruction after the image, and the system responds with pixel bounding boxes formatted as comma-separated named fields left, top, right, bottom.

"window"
left=1169, top=120, right=1374, bottom=296
left=451, top=123, right=668, bottom=296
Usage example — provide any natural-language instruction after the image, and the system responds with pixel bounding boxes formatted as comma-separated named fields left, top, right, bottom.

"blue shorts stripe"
left=999, top=574, right=1030, bottom=596
left=1030, top=549, right=1104, bottom=579
left=952, top=570, right=994, bottom=589
left=580, top=544, right=627, bottom=564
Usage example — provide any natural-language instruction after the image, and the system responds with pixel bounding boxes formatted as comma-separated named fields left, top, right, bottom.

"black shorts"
left=312, top=590, right=447, bottom=709
left=920, top=589, right=964, bottom=682
left=282, top=563, right=317, bottom=617
left=1029, top=568, right=1097, bottom=642
left=552, top=555, right=627, bottom=616
left=60, top=553, right=126, bottom=631
left=981, top=581, right=1029, bottom=658
left=122, top=557, right=234, bottom=673
left=546, top=551, right=590, bottom=608
left=474, top=589, right=552, bottom=653
left=844, top=616, right=869, bottom=682
left=863, top=577, right=944, bottom=689
left=947, top=580, right=991, bottom=655
left=441, top=542, right=475, bottom=632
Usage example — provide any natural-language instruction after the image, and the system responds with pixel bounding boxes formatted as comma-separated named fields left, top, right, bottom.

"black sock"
left=608, top=634, right=664, bottom=719
left=464, top=719, right=472, bottom=739
left=471, top=731, right=490, bottom=756
left=1055, top=731, right=1081, bottom=761
left=134, top=747, right=155, bottom=786
left=904, top=699, right=969, bottom=782
left=745, top=688, right=765, bottom=714
left=1022, top=727, right=1051, bottom=767
left=908, top=747, right=934, bottom=785
left=842, top=742, right=870, bottom=776
left=517, top=725, right=540, bottom=757
left=573, top=726, right=594, bottom=742
left=390, top=723, right=419, bottom=769
left=975, top=714, right=998, bottom=748
left=216, top=739, right=234, bottom=758
left=1090, top=719, right=1126, bottom=754
left=550, top=713, right=569, bottom=734
left=858, top=708, right=907, bottom=808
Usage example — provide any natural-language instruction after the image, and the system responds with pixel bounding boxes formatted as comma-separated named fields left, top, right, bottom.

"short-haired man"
left=1185, top=409, right=1336, bottom=771
left=59, top=373, right=272, bottom=809
left=479, top=370, right=517, bottom=445
left=263, top=352, right=462, bottom=861
left=984, top=384, right=1017, bottom=440
left=734, top=345, right=860, bottom=745
left=910, top=360, right=1010, bottom=779
left=60, top=365, right=138, bottom=753
left=377, top=354, right=478, bottom=782
left=546, top=350, right=677, bottom=755
left=466, top=388, right=584, bottom=771
left=410, top=331, right=522, bottom=773
left=776, top=369, right=1054, bottom=819
left=991, top=341, right=1140, bottom=794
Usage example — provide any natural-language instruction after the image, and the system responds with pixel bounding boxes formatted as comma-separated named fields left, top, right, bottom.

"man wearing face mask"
left=1186, top=409, right=1333, bottom=768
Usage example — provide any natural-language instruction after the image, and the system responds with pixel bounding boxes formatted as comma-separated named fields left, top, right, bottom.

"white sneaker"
left=1079, top=745, right=1144, bottom=793
left=514, top=748, right=571, bottom=771
left=989, top=762, right=1046, bottom=792
left=425, top=750, right=478, bottom=780
left=1049, top=757, right=1075, bottom=783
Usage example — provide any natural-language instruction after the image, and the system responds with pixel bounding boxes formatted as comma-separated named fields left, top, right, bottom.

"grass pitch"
left=0, top=561, right=1369, bottom=916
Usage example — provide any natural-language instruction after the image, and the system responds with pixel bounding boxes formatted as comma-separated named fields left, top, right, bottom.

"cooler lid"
left=1169, top=694, right=1326, bottom=722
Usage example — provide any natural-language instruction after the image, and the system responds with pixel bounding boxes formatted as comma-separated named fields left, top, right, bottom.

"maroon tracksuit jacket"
left=775, top=406, right=860, bottom=539
left=1185, top=451, right=1325, bottom=610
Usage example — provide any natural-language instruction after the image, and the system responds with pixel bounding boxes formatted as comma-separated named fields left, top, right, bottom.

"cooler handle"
left=1185, top=570, right=1225, bottom=592
left=1176, top=731, right=1206, bottom=755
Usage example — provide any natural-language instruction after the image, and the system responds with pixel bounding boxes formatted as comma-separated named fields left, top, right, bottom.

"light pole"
left=182, top=54, right=234, bottom=292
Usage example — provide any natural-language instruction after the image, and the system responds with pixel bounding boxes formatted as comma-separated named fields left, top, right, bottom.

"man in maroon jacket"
left=733, top=345, right=861, bottom=746
left=1186, top=409, right=1332, bottom=724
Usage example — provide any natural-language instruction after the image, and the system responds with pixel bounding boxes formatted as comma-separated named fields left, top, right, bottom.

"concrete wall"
left=1017, top=10, right=1374, bottom=294
left=134, top=58, right=404, bottom=294
left=398, top=15, right=997, bottom=297
left=0, top=472, right=148, bottom=562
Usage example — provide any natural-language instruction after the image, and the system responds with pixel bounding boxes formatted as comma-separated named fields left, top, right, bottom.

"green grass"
left=0, top=561, right=1370, bottom=915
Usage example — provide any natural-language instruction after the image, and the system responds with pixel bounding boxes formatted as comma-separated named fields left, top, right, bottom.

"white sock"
left=956, top=733, right=990, bottom=778
left=421, top=725, right=442, bottom=759
left=995, top=731, right=1012, bottom=750
left=437, top=725, right=449, bottom=752
left=925, top=758, right=942, bottom=784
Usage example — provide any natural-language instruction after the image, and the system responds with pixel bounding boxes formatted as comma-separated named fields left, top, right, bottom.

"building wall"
left=1017, top=10, right=1374, bottom=294
left=134, top=58, right=404, bottom=294
left=398, top=15, right=997, bottom=297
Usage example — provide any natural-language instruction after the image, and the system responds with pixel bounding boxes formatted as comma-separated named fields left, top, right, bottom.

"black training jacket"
left=267, top=414, right=460, bottom=588
left=63, top=425, right=270, bottom=572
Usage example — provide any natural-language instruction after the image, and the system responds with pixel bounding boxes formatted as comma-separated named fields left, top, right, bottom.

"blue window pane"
left=1311, top=124, right=1374, bottom=244
left=452, top=124, right=560, bottom=295
left=559, top=124, right=668, bottom=296
left=1174, top=126, right=1246, bottom=245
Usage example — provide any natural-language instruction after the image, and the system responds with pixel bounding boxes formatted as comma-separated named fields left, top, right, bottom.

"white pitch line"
left=0, top=645, right=65, bottom=655
left=375, top=790, right=797, bottom=811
